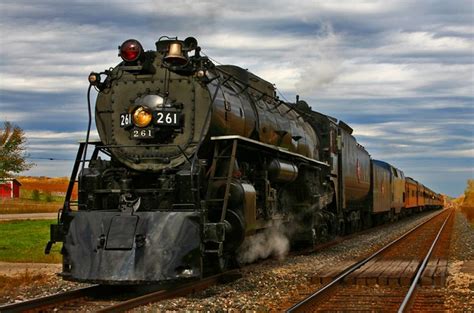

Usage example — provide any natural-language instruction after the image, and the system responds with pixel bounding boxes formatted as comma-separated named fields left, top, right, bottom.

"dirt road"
left=0, top=262, right=61, bottom=277
left=0, top=213, right=57, bottom=221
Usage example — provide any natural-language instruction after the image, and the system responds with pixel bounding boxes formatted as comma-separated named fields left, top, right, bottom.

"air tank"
left=267, top=159, right=298, bottom=183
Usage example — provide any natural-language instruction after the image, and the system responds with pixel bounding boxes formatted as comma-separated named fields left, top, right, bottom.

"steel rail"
left=0, top=285, right=101, bottom=313
left=398, top=210, right=453, bottom=312
left=97, top=269, right=241, bottom=313
left=1, top=269, right=241, bottom=313
left=286, top=208, right=449, bottom=312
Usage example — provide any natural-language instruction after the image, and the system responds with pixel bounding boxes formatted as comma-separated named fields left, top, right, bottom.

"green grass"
left=0, top=219, right=62, bottom=263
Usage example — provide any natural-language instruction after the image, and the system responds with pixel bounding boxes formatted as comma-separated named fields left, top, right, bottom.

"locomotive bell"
left=164, top=42, right=188, bottom=66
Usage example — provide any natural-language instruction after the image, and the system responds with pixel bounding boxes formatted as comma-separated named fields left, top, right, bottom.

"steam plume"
left=237, top=225, right=290, bottom=264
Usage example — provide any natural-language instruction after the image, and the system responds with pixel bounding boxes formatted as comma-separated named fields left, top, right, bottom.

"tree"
left=0, top=121, right=34, bottom=178
left=464, top=179, right=474, bottom=205
left=31, top=189, right=41, bottom=201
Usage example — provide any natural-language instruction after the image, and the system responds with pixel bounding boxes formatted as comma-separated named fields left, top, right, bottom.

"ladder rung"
left=172, top=203, right=195, bottom=207
left=205, top=250, right=221, bottom=253
left=207, top=198, right=225, bottom=202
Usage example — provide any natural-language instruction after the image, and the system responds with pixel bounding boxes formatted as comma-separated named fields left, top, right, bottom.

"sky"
left=0, top=0, right=473, bottom=197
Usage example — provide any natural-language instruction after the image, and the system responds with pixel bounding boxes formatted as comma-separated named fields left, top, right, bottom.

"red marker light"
left=119, top=39, right=143, bottom=62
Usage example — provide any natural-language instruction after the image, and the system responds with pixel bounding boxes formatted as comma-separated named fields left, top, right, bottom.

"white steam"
left=237, top=225, right=290, bottom=264
left=295, top=23, right=343, bottom=95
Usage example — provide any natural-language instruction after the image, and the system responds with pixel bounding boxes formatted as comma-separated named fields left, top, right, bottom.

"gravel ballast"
left=2, top=208, right=472, bottom=311
left=138, top=210, right=449, bottom=312
left=444, top=208, right=474, bottom=310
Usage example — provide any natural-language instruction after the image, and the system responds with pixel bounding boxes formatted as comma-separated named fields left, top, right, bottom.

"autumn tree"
left=464, top=179, right=474, bottom=206
left=0, top=121, right=34, bottom=178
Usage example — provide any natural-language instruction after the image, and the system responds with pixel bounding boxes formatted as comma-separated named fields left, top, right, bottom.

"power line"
left=27, top=156, right=75, bottom=161
left=276, top=88, right=291, bottom=103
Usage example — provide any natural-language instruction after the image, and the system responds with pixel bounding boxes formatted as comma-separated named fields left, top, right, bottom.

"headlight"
left=132, top=106, right=152, bottom=128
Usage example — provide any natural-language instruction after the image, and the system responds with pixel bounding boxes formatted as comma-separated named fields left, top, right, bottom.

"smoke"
left=237, top=224, right=290, bottom=264
left=295, top=23, right=343, bottom=95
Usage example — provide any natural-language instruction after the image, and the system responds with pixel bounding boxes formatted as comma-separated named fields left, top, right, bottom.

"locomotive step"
left=204, top=249, right=222, bottom=254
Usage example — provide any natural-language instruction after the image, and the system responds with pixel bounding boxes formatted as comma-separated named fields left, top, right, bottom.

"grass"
left=0, top=198, right=62, bottom=214
left=17, top=176, right=74, bottom=193
left=0, top=176, right=78, bottom=214
left=0, top=219, right=62, bottom=263
left=20, top=189, right=65, bottom=202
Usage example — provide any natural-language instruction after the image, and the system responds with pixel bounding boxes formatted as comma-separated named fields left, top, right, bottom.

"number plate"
left=131, top=128, right=154, bottom=139
left=120, top=113, right=132, bottom=128
left=153, top=111, right=180, bottom=126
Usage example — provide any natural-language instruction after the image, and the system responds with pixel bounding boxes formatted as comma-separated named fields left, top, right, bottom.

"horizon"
left=10, top=175, right=472, bottom=199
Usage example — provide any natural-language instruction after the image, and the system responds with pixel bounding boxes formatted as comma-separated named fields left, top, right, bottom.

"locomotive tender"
left=46, top=36, right=443, bottom=284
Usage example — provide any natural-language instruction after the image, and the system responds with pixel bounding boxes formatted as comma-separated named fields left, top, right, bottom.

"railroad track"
left=287, top=208, right=454, bottom=312
left=0, top=270, right=241, bottom=313
left=298, top=210, right=439, bottom=257
left=0, top=210, right=448, bottom=312
left=0, top=224, right=388, bottom=313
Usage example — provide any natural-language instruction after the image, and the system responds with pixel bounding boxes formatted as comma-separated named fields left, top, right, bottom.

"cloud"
left=22, top=159, right=75, bottom=177
left=25, top=130, right=86, bottom=140
left=0, top=18, right=119, bottom=93
left=23, top=129, right=98, bottom=162
left=387, top=31, right=473, bottom=55
left=27, top=144, right=79, bottom=153
left=0, top=0, right=472, bottom=197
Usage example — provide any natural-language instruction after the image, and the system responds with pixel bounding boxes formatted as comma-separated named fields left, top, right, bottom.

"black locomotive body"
left=47, top=37, right=443, bottom=284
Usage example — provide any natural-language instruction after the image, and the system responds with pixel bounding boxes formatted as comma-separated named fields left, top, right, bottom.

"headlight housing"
left=119, top=39, right=143, bottom=62
left=132, top=106, right=152, bottom=128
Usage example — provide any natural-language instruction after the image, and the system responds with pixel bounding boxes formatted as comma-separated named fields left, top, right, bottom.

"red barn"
left=0, top=178, right=21, bottom=198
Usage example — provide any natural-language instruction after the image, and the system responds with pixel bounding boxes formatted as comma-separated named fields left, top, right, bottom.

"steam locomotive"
left=46, top=36, right=443, bottom=284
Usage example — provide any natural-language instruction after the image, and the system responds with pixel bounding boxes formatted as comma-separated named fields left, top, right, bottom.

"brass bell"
left=164, top=42, right=188, bottom=66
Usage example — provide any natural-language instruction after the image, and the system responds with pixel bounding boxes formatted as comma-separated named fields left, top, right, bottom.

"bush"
left=31, top=189, right=40, bottom=201
left=45, top=192, right=53, bottom=202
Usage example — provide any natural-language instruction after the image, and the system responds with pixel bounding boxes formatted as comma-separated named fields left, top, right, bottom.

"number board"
left=120, top=113, right=132, bottom=128
left=153, top=111, right=180, bottom=126
left=131, top=129, right=154, bottom=139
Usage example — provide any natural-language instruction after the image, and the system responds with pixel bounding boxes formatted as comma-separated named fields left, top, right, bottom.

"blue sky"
left=1, top=0, right=473, bottom=197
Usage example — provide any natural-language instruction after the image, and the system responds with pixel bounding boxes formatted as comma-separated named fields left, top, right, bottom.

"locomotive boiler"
left=46, top=36, right=442, bottom=284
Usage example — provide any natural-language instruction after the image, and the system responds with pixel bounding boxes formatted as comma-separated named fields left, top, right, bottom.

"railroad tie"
left=310, top=260, right=356, bottom=284
left=433, top=259, right=448, bottom=286
left=389, top=260, right=412, bottom=287
left=344, top=259, right=377, bottom=285
left=378, top=259, right=403, bottom=286
left=400, top=259, right=420, bottom=286
left=421, top=259, right=439, bottom=286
